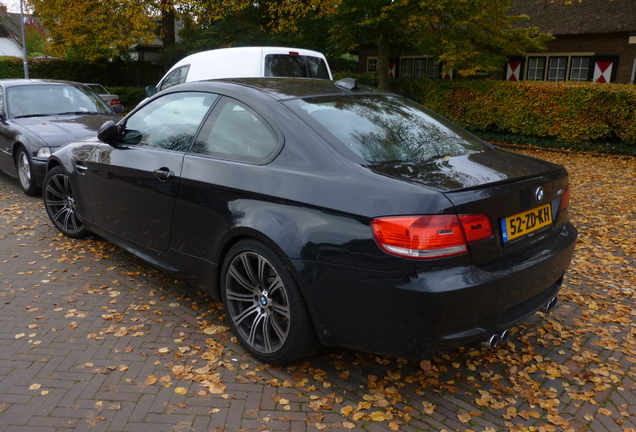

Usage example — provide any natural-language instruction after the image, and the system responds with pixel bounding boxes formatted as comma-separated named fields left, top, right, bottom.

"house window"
left=397, top=56, right=440, bottom=78
left=367, top=58, right=377, bottom=73
left=570, top=57, right=591, bottom=81
left=427, top=58, right=440, bottom=78
left=548, top=57, right=568, bottom=81
left=527, top=57, right=546, bottom=80
left=414, top=58, right=427, bottom=77
left=401, top=58, right=414, bottom=78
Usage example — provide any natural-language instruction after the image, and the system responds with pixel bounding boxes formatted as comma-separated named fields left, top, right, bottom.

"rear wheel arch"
left=213, top=230, right=293, bottom=299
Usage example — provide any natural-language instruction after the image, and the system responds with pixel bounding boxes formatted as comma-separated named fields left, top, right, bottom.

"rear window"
left=264, top=54, right=330, bottom=79
left=285, top=95, right=488, bottom=163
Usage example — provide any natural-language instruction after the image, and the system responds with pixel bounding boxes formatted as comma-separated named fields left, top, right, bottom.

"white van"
left=147, top=46, right=332, bottom=96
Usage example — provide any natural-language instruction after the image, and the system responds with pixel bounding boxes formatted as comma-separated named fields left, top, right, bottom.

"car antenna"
left=335, top=78, right=359, bottom=91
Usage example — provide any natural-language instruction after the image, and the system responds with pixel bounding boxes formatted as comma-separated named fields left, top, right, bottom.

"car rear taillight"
left=110, top=99, right=121, bottom=106
left=371, top=214, right=493, bottom=259
left=560, top=185, right=570, bottom=211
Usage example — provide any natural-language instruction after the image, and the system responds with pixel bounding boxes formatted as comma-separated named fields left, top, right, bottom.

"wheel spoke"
left=271, top=300, right=291, bottom=321
left=225, top=286, right=256, bottom=303
left=227, top=264, right=259, bottom=294
left=233, top=303, right=260, bottom=327
left=240, top=253, right=264, bottom=287
left=265, top=310, right=288, bottom=345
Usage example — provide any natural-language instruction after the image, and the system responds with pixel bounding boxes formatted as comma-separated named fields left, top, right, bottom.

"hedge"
left=0, top=57, right=164, bottom=87
left=390, top=79, right=636, bottom=146
left=3, top=56, right=635, bottom=147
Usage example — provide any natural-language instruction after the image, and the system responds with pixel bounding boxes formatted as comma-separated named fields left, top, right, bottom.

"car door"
left=0, top=85, right=15, bottom=176
left=83, top=91, right=218, bottom=251
left=171, top=96, right=283, bottom=262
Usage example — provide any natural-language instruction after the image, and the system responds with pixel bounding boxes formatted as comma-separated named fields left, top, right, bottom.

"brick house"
left=358, top=0, right=636, bottom=84
left=507, top=0, right=636, bottom=84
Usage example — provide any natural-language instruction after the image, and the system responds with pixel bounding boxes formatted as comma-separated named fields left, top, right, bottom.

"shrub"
left=390, top=79, right=636, bottom=146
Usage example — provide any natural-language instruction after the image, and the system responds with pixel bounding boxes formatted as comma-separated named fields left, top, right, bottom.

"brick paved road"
left=0, top=159, right=634, bottom=432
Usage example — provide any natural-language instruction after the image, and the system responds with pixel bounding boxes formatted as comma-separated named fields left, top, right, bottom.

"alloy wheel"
left=224, top=251, right=291, bottom=355
left=16, top=149, right=37, bottom=195
left=43, top=169, right=87, bottom=238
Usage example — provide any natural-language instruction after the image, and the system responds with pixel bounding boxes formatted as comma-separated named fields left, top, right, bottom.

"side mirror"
left=145, top=86, right=158, bottom=97
left=112, top=104, right=124, bottom=114
left=97, top=120, right=119, bottom=145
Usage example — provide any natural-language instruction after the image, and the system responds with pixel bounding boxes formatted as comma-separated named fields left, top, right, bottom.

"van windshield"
left=264, top=55, right=330, bottom=79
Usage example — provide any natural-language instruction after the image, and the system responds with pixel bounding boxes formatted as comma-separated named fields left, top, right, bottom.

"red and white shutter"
left=505, top=57, right=525, bottom=81
left=389, top=62, right=397, bottom=79
left=591, top=56, right=619, bottom=83
left=506, top=61, right=521, bottom=81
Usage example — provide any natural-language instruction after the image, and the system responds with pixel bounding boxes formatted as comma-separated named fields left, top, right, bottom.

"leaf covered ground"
left=1, top=146, right=634, bottom=432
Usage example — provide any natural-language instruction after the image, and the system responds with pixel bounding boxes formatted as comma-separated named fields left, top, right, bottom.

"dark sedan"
left=42, top=78, right=577, bottom=364
left=0, top=79, right=121, bottom=195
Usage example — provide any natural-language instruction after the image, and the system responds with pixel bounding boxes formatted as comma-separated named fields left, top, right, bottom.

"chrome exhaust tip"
left=499, top=329, right=510, bottom=345
left=481, top=333, right=500, bottom=350
left=481, top=329, right=510, bottom=350
left=542, top=296, right=558, bottom=314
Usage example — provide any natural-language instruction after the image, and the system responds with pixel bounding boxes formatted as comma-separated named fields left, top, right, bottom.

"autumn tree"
left=196, top=0, right=551, bottom=89
left=28, top=0, right=157, bottom=60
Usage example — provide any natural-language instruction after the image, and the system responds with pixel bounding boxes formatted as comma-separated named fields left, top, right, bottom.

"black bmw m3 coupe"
left=42, top=78, right=577, bottom=364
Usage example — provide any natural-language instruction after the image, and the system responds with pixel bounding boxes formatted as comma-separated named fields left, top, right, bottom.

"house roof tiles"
left=510, top=0, right=636, bottom=35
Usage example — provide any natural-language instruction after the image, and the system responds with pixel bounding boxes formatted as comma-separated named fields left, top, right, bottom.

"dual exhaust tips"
left=481, top=329, right=510, bottom=350
left=481, top=296, right=558, bottom=350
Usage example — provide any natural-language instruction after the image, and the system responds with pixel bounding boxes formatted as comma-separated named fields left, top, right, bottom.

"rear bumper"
left=289, top=222, right=577, bottom=360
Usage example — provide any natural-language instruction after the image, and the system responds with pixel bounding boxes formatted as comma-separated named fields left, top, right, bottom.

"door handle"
left=153, top=168, right=174, bottom=181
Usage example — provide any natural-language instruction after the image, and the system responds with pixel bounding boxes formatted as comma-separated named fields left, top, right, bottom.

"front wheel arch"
left=43, top=166, right=91, bottom=239
left=14, top=144, right=39, bottom=195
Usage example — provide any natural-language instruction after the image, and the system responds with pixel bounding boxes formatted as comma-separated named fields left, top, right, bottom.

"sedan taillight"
left=560, top=185, right=570, bottom=211
left=371, top=214, right=493, bottom=259
left=110, top=99, right=121, bottom=106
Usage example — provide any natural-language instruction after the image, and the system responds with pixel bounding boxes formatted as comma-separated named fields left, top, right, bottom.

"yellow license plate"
left=501, top=204, right=552, bottom=242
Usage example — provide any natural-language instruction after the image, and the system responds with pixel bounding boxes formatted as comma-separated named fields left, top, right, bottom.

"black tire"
left=43, top=166, right=91, bottom=239
left=15, top=146, right=39, bottom=196
left=220, top=240, right=319, bottom=364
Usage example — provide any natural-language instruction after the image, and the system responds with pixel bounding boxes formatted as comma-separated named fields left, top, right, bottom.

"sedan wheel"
left=16, top=147, right=38, bottom=195
left=221, top=240, right=318, bottom=364
left=43, top=166, right=90, bottom=238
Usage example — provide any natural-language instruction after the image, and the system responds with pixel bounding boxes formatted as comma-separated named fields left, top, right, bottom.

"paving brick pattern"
left=0, top=170, right=634, bottom=432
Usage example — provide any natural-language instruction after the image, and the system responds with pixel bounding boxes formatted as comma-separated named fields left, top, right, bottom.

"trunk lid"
left=368, top=148, right=571, bottom=265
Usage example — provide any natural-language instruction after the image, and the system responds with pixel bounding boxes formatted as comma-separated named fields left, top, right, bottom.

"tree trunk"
left=377, top=32, right=390, bottom=90
left=161, top=0, right=176, bottom=50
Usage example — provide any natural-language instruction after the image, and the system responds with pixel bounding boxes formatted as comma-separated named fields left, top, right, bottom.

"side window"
left=0, top=87, right=3, bottom=114
left=123, top=91, right=218, bottom=152
left=159, top=65, right=190, bottom=91
left=192, top=98, right=280, bottom=164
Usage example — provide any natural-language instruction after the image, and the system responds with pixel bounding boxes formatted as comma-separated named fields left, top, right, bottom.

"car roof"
left=169, top=77, right=389, bottom=101
left=0, top=78, right=87, bottom=88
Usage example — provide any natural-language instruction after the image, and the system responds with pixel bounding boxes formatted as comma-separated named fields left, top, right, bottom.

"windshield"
left=7, top=84, right=113, bottom=118
left=285, top=94, right=488, bottom=164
